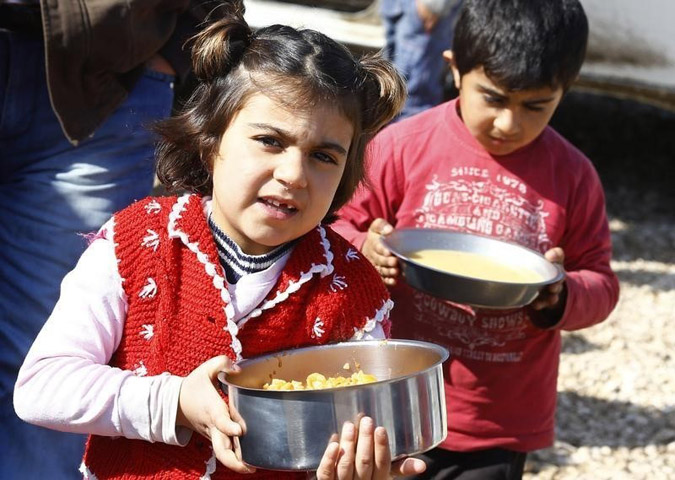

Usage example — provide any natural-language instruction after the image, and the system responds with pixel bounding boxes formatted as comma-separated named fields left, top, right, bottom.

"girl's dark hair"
left=155, top=3, right=406, bottom=220
left=453, top=0, right=589, bottom=91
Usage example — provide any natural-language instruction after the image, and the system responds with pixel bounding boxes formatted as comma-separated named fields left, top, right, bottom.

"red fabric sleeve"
left=555, top=150, right=620, bottom=331
left=333, top=128, right=404, bottom=247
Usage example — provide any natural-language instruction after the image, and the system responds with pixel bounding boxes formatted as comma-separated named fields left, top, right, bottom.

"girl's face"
left=210, top=92, right=354, bottom=255
left=449, top=59, right=563, bottom=156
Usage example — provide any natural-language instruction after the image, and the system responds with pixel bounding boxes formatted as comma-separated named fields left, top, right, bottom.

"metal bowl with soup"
left=220, top=339, right=449, bottom=471
left=381, top=228, right=564, bottom=308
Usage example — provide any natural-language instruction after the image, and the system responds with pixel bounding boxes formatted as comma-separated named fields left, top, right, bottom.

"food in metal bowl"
left=408, top=249, right=544, bottom=283
left=220, top=339, right=449, bottom=471
left=264, top=370, right=378, bottom=390
left=381, top=228, right=564, bottom=308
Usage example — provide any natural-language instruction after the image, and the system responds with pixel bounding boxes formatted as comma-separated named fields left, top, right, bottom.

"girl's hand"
left=362, top=219, right=399, bottom=286
left=315, top=416, right=426, bottom=479
left=177, top=356, right=255, bottom=474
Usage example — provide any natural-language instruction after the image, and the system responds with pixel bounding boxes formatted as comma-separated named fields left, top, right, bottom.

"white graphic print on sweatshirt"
left=413, top=172, right=552, bottom=252
left=409, top=170, right=552, bottom=363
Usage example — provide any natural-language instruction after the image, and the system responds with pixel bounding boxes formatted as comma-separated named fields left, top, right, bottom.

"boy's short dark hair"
left=453, top=0, right=589, bottom=91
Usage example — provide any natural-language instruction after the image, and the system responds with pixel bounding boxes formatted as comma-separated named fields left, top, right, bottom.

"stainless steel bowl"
left=381, top=228, right=564, bottom=309
left=220, top=339, right=449, bottom=471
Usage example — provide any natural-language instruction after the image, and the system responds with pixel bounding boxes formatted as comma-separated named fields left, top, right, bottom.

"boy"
left=332, top=0, right=620, bottom=478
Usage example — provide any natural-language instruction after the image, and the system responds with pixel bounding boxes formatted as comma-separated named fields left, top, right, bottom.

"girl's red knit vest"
left=81, top=194, right=393, bottom=479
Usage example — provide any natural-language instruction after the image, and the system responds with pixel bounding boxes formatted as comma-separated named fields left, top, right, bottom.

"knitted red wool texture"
left=82, top=195, right=391, bottom=479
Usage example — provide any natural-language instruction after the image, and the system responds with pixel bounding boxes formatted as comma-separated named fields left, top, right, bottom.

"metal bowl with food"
left=219, top=339, right=448, bottom=471
left=381, top=228, right=564, bottom=309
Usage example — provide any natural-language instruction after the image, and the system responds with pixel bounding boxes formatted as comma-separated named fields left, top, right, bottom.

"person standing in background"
left=381, top=0, right=463, bottom=119
left=0, top=1, right=226, bottom=478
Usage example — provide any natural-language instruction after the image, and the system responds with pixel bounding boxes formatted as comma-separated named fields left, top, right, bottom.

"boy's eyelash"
left=484, top=96, right=505, bottom=104
left=484, top=96, right=545, bottom=112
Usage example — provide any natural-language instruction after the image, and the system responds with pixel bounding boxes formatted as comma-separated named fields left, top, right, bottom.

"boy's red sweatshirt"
left=334, top=99, right=619, bottom=452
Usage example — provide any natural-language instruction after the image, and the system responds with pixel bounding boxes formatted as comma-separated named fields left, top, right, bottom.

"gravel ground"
left=522, top=92, right=675, bottom=479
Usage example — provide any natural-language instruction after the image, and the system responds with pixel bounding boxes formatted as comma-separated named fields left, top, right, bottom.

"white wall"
left=581, top=0, right=675, bottom=91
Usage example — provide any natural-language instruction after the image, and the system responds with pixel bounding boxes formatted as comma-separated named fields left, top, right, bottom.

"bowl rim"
left=221, top=339, right=450, bottom=393
left=381, top=228, right=565, bottom=287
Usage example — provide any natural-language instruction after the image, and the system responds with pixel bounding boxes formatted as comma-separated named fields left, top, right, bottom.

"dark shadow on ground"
left=561, top=333, right=600, bottom=354
left=526, top=391, right=675, bottom=471
left=555, top=391, right=675, bottom=448
left=610, top=219, right=675, bottom=265
left=613, top=268, right=675, bottom=292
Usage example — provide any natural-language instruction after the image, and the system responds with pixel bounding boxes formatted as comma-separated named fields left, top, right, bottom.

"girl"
left=13, top=5, right=423, bottom=480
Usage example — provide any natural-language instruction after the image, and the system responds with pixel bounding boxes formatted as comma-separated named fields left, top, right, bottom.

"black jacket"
left=40, top=0, right=224, bottom=144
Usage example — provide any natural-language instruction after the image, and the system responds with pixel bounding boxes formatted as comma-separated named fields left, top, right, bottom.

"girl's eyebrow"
left=248, top=122, right=349, bottom=155
left=248, top=122, right=286, bottom=135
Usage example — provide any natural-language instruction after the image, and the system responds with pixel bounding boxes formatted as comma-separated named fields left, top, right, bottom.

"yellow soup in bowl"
left=407, top=249, right=543, bottom=283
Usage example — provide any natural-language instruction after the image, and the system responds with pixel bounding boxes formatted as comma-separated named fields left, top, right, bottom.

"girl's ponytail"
left=191, top=4, right=252, bottom=83
left=358, top=54, right=407, bottom=135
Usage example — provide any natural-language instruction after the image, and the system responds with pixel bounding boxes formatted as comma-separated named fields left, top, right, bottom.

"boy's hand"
left=362, top=219, right=399, bottom=286
left=528, top=247, right=567, bottom=328
left=530, top=247, right=566, bottom=311
left=315, top=416, right=426, bottom=479
left=177, top=356, right=255, bottom=474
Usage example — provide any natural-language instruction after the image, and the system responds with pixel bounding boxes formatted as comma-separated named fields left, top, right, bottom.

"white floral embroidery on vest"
left=139, top=278, right=158, bottom=299
left=345, top=248, right=359, bottom=262
left=140, top=324, right=154, bottom=340
left=330, top=274, right=348, bottom=292
left=312, top=317, right=325, bottom=338
left=142, top=229, right=160, bottom=251
left=145, top=199, right=162, bottom=214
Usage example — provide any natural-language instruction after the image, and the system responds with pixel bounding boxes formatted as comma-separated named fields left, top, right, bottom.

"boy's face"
left=448, top=56, right=564, bottom=156
left=210, top=92, right=353, bottom=255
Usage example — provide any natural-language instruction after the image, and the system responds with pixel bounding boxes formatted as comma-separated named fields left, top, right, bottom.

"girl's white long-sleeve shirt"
left=13, top=220, right=384, bottom=446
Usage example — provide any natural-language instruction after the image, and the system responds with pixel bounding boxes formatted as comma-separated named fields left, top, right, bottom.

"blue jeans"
left=0, top=31, right=174, bottom=479
left=381, top=0, right=461, bottom=119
